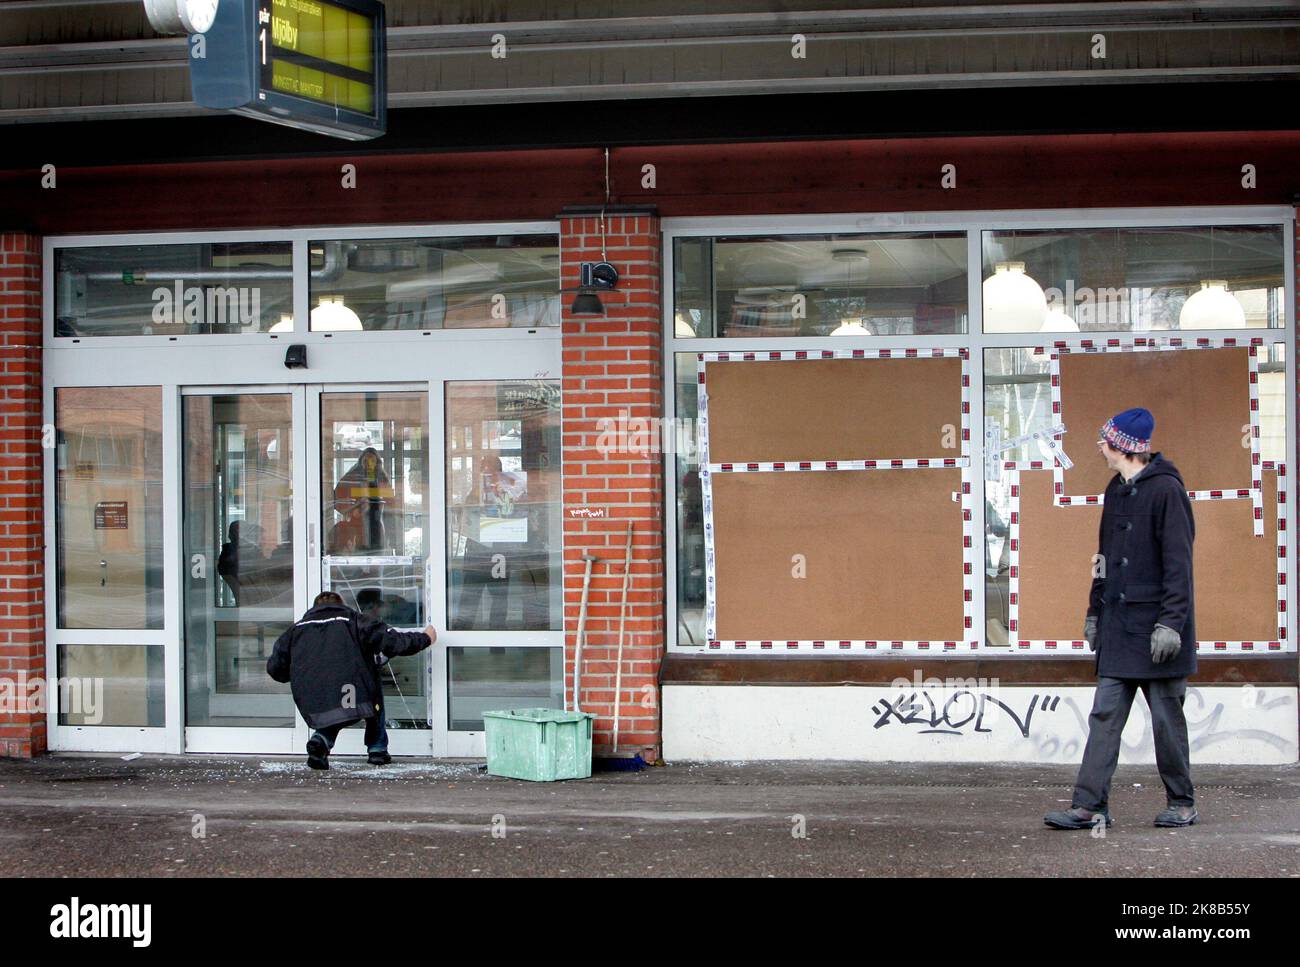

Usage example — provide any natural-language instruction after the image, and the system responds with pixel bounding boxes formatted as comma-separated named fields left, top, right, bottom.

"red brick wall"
left=0, top=232, right=44, bottom=758
left=560, top=212, right=664, bottom=761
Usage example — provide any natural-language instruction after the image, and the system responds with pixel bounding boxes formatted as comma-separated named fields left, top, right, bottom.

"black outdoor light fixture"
left=284, top=344, right=307, bottom=369
left=570, top=259, right=620, bottom=316
left=566, top=149, right=621, bottom=317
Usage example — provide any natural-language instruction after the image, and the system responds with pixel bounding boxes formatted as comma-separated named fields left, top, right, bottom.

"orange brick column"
left=560, top=210, right=664, bottom=761
left=0, top=232, right=44, bottom=758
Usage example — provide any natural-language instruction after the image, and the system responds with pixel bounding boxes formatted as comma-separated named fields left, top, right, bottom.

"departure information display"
left=190, top=0, right=386, bottom=141
left=258, top=0, right=377, bottom=117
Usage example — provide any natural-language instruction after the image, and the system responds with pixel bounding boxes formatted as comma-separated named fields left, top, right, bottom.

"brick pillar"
left=560, top=210, right=664, bottom=761
left=0, top=232, right=44, bottom=758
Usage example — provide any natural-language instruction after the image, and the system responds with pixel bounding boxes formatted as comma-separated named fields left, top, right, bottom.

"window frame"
left=662, top=206, right=1297, bottom=655
left=43, top=221, right=563, bottom=348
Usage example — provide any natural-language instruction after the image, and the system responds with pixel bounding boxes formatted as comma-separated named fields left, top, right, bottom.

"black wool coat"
left=266, top=604, right=431, bottom=729
left=1087, top=453, right=1197, bottom=680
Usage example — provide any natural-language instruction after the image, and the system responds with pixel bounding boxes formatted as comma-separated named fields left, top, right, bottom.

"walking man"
left=1044, top=407, right=1199, bottom=830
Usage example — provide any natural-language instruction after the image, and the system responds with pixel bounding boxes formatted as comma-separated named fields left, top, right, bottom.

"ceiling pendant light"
left=984, top=261, right=1047, bottom=333
left=1039, top=306, right=1079, bottom=332
left=831, top=318, right=869, bottom=336
left=832, top=247, right=869, bottom=336
left=310, top=296, right=363, bottom=331
left=1179, top=280, right=1244, bottom=330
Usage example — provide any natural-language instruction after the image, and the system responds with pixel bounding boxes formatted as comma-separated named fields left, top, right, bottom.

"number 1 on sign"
left=260, top=28, right=267, bottom=65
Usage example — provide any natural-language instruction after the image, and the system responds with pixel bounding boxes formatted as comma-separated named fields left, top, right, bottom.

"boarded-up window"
left=705, top=356, right=963, bottom=464
left=1015, top=470, right=1279, bottom=643
left=1056, top=347, right=1252, bottom=496
left=710, top=469, right=965, bottom=641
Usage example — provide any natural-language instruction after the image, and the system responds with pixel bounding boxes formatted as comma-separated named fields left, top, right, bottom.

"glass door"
left=311, top=387, right=432, bottom=756
left=182, top=389, right=307, bottom=753
left=179, top=378, right=563, bottom=758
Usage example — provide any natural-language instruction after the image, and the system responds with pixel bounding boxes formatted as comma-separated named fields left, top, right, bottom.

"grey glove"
left=1151, top=623, right=1182, bottom=664
left=1083, top=615, right=1098, bottom=652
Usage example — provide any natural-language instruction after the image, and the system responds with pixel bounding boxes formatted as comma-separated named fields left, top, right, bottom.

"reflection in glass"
left=982, top=348, right=1057, bottom=647
left=980, top=226, right=1285, bottom=334
left=674, top=233, right=968, bottom=337
left=308, top=235, right=560, bottom=331
left=54, top=243, right=293, bottom=336
left=1260, top=343, right=1287, bottom=466
left=184, top=395, right=296, bottom=728
left=446, top=381, right=562, bottom=630
left=448, top=646, right=563, bottom=731
left=57, top=644, right=165, bottom=727
left=321, top=392, right=430, bottom=730
left=56, top=387, right=164, bottom=629
left=674, top=353, right=705, bottom=646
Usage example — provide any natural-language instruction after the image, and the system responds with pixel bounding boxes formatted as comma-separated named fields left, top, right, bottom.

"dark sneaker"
left=1044, top=806, right=1113, bottom=830
left=1154, top=805, right=1198, bottom=827
left=306, top=733, right=330, bottom=771
left=367, top=750, right=392, bottom=766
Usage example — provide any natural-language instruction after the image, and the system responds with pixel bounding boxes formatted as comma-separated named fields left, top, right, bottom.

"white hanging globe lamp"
left=311, top=296, right=363, bottom=332
left=1179, top=280, right=1244, bottom=330
left=983, top=261, right=1047, bottom=333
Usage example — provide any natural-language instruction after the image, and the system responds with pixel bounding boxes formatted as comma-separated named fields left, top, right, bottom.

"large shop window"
left=56, top=387, right=164, bottom=629
left=55, top=243, right=293, bottom=336
left=981, top=226, right=1286, bottom=334
left=307, top=235, right=560, bottom=331
left=673, top=233, right=968, bottom=338
left=672, top=220, right=1291, bottom=653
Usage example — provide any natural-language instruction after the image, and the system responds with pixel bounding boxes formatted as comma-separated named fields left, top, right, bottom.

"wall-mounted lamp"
left=568, top=260, right=620, bottom=316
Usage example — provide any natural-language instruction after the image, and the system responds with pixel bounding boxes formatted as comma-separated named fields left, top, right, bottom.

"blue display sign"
left=190, top=0, right=386, bottom=141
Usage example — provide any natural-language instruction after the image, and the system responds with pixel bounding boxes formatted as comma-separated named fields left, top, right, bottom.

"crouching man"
left=267, top=591, right=436, bottom=769
left=1044, top=407, right=1199, bottom=831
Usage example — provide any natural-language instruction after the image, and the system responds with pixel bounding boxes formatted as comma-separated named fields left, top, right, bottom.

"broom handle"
left=572, top=556, right=595, bottom=712
left=611, top=521, right=634, bottom=752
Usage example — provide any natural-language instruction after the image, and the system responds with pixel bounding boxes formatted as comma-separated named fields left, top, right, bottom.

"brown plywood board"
left=710, top=469, right=965, bottom=641
left=1015, top=472, right=1102, bottom=642
left=704, top=356, right=963, bottom=464
left=1057, top=347, right=1252, bottom=495
left=1016, top=470, right=1278, bottom=643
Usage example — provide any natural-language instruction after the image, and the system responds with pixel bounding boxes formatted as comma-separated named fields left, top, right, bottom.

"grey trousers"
left=1072, top=676, right=1194, bottom=812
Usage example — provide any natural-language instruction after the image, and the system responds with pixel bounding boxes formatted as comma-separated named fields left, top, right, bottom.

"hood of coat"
left=1120, top=451, right=1185, bottom=489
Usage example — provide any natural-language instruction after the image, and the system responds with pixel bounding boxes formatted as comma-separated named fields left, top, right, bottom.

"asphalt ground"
left=1, top=754, right=1298, bottom=878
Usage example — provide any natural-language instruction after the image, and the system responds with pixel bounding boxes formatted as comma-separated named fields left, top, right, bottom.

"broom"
left=593, top=521, right=646, bottom=772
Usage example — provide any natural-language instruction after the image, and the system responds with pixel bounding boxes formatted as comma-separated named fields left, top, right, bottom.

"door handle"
left=308, top=521, right=317, bottom=558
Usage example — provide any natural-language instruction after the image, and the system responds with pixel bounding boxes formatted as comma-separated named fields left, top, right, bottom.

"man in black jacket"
left=267, top=591, right=435, bottom=769
left=1045, top=407, right=1199, bottom=830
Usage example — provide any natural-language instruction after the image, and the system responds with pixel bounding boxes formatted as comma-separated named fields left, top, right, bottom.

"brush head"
left=592, top=753, right=647, bottom=773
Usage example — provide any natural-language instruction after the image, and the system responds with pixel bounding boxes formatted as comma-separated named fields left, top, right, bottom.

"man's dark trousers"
left=1073, top=676, right=1194, bottom=813
left=312, top=693, right=388, bottom=753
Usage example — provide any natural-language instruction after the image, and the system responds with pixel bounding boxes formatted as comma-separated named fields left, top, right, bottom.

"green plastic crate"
left=482, top=708, right=595, bottom=781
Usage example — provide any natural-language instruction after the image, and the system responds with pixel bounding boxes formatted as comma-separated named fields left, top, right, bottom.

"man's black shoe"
left=1154, top=805, right=1198, bottom=827
left=306, top=734, right=330, bottom=770
left=367, top=750, right=392, bottom=766
left=1044, top=806, right=1112, bottom=830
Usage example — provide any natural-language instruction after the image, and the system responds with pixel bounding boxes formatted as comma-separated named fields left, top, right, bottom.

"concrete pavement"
left=1, top=754, right=1298, bottom=877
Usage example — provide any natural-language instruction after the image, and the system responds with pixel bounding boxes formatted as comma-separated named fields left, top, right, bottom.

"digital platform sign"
left=190, top=0, right=386, bottom=141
